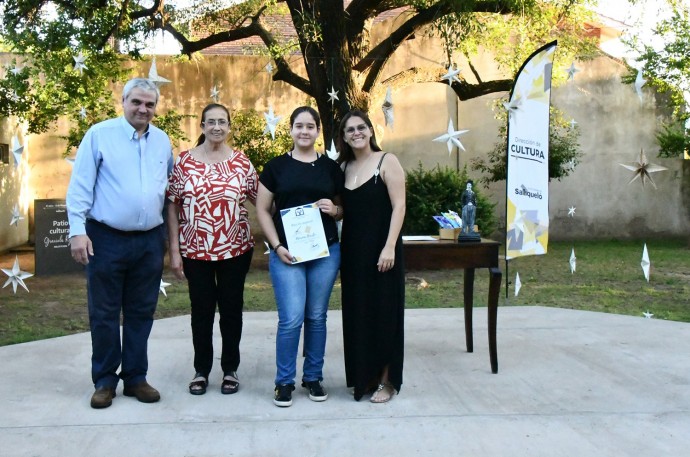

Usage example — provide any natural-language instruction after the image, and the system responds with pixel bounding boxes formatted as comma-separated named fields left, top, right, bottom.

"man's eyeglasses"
left=204, top=119, right=229, bottom=127
left=344, top=124, right=369, bottom=135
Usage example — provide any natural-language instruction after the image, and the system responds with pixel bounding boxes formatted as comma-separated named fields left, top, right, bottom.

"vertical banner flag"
left=505, top=41, right=557, bottom=260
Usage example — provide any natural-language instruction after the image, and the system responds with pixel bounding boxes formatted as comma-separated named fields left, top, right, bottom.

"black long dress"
left=340, top=154, right=405, bottom=401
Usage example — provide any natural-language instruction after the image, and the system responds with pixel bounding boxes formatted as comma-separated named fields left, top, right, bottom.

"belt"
left=87, top=219, right=160, bottom=236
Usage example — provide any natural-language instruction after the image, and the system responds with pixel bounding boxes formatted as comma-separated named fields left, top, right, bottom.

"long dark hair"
left=195, top=103, right=231, bottom=146
left=336, top=110, right=382, bottom=165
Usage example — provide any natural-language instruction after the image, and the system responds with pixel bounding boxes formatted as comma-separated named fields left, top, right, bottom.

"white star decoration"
left=382, top=86, right=394, bottom=129
left=432, top=119, right=469, bottom=155
left=566, top=62, right=580, bottom=81
left=263, top=105, right=281, bottom=140
left=503, top=96, right=522, bottom=121
left=11, top=135, right=23, bottom=169
left=73, top=52, right=88, bottom=75
left=569, top=248, right=576, bottom=274
left=159, top=279, right=171, bottom=297
left=10, top=204, right=24, bottom=227
left=2, top=256, right=33, bottom=294
left=642, top=310, right=654, bottom=319
left=10, top=64, right=23, bottom=76
left=641, top=243, right=650, bottom=282
left=569, top=118, right=577, bottom=129
left=619, top=148, right=668, bottom=189
left=210, top=85, right=220, bottom=102
left=441, top=65, right=462, bottom=85
left=326, top=140, right=339, bottom=160
left=265, top=62, right=274, bottom=73
left=79, top=107, right=87, bottom=119
left=514, top=272, right=521, bottom=297
left=634, top=70, right=646, bottom=102
left=263, top=241, right=270, bottom=255
left=568, top=206, right=576, bottom=217
left=148, top=57, right=171, bottom=88
left=327, top=86, right=339, bottom=105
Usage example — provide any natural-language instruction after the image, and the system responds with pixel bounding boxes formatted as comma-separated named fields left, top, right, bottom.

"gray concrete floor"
left=1, top=307, right=689, bottom=457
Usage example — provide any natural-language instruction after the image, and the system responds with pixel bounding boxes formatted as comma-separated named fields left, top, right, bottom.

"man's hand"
left=70, top=234, right=94, bottom=265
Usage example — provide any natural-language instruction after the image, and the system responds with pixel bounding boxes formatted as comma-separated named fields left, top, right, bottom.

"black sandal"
left=221, top=371, right=239, bottom=395
left=189, top=373, right=208, bottom=395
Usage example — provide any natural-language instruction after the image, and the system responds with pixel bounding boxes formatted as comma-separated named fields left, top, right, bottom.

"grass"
left=1, top=239, right=688, bottom=346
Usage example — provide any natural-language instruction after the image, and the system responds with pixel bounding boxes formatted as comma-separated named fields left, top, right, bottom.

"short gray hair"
left=122, top=78, right=160, bottom=103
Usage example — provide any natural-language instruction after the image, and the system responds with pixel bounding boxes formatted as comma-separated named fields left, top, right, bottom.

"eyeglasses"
left=344, top=124, right=369, bottom=135
left=204, top=119, right=229, bottom=127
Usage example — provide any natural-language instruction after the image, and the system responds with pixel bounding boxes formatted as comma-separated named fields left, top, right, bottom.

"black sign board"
left=34, top=199, right=83, bottom=275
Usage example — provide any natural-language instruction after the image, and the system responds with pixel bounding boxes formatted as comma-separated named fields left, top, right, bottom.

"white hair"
left=122, top=78, right=160, bottom=103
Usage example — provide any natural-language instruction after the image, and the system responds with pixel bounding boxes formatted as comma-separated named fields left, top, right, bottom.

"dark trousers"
left=85, top=221, right=165, bottom=389
left=182, top=249, right=253, bottom=377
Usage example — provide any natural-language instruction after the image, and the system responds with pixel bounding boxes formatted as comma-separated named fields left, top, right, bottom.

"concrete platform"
left=1, top=307, right=689, bottom=457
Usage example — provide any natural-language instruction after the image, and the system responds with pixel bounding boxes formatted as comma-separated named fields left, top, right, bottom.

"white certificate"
left=280, top=202, right=330, bottom=264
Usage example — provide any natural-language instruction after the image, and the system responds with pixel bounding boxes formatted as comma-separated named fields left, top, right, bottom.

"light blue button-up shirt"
left=67, top=116, right=173, bottom=237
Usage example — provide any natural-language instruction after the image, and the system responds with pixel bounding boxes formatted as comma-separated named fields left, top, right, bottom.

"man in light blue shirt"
left=67, top=78, right=173, bottom=409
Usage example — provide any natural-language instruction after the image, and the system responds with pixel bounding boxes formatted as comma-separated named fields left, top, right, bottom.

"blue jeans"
left=86, top=220, right=165, bottom=389
left=270, top=243, right=340, bottom=385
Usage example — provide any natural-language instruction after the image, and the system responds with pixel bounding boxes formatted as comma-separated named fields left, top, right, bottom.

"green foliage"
left=230, top=109, right=293, bottom=173
left=472, top=103, right=582, bottom=183
left=624, top=1, right=690, bottom=158
left=404, top=163, right=497, bottom=236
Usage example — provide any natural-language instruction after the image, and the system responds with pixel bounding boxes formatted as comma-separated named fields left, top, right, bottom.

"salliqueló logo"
left=514, top=184, right=543, bottom=200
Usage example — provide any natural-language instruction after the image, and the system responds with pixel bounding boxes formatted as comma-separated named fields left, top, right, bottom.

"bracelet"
left=273, top=243, right=285, bottom=252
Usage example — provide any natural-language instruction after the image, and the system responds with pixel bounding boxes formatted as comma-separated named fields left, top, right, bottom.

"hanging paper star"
left=79, top=107, right=87, bottom=119
left=514, top=272, right=521, bottom=297
left=381, top=86, right=394, bottom=129
left=619, top=148, right=668, bottom=189
left=263, top=105, right=281, bottom=140
left=440, top=65, right=462, bottom=85
left=634, top=70, right=646, bottom=102
left=263, top=241, right=270, bottom=255
left=8, top=90, right=20, bottom=102
left=327, top=86, right=339, bottom=105
left=10, top=64, right=24, bottom=76
left=11, top=135, right=23, bottom=169
left=641, top=243, right=650, bottom=282
left=503, top=95, right=522, bottom=121
left=569, top=119, right=577, bottom=129
left=159, top=279, right=171, bottom=297
left=642, top=310, right=654, bottom=319
left=432, top=119, right=469, bottom=155
left=326, top=140, right=339, bottom=161
left=210, top=85, right=220, bottom=102
left=265, top=62, right=274, bottom=73
left=569, top=248, right=576, bottom=274
left=148, top=57, right=171, bottom=88
left=567, top=206, right=576, bottom=217
left=2, top=256, right=33, bottom=294
left=566, top=62, right=580, bottom=81
left=566, top=159, right=576, bottom=171
left=73, top=52, right=88, bottom=75
left=10, top=204, right=24, bottom=227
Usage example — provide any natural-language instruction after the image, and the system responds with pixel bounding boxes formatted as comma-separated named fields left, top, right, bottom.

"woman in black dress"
left=337, top=110, right=406, bottom=403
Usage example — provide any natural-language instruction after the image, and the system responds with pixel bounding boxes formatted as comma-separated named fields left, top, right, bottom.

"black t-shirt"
left=260, top=153, right=344, bottom=248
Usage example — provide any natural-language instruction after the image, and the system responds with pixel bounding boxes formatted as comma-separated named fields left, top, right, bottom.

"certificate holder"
left=279, top=202, right=330, bottom=263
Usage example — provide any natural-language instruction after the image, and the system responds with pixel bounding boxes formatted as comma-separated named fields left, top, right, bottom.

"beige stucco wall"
left=1, top=46, right=688, bottom=251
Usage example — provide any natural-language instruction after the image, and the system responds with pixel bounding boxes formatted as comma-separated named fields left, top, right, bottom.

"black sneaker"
left=274, top=384, right=295, bottom=407
left=302, top=380, right=328, bottom=402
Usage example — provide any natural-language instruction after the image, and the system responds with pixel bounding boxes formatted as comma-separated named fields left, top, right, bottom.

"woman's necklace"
left=352, top=152, right=377, bottom=185
left=289, top=150, right=318, bottom=166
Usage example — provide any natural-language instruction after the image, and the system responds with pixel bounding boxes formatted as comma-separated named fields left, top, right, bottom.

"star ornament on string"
left=566, top=62, right=580, bottom=81
left=503, top=95, right=522, bottom=121
left=11, top=135, right=23, bottom=169
left=441, top=64, right=462, bottom=85
left=148, top=57, right=171, bottom=88
left=73, top=52, right=88, bottom=75
left=569, top=119, right=577, bottom=129
left=514, top=272, right=522, bottom=297
left=326, top=140, right=339, bottom=161
left=210, top=85, right=220, bottom=102
left=634, top=70, right=646, bottom=102
left=263, top=105, right=282, bottom=140
left=327, top=86, right=339, bottom=106
left=2, top=256, right=33, bottom=294
left=641, top=243, right=650, bottom=282
left=619, top=148, right=668, bottom=189
left=569, top=248, right=576, bottom=274
left=159, top=279, right=171, bottom=297
left=568, top=206, right=576, bottom=217
left=432, top=120, right=469, bottom=155
left=10, top=204, right=24, bottom=227
left=264, top=62, right=274, bottom=73
left=382, top=86, right=394, bottom=129
left=10, top=64, right=24, bottom=76
left=79, top=107, right=87, bottom=120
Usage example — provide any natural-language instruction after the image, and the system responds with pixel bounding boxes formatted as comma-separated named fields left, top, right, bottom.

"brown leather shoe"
left=123, top=381, right=160, bottom=403
left=90, top=386, right=116, bottom=409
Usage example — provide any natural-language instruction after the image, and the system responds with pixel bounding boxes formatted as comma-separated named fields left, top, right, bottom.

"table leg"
left=463, top=268, right=475, bottom=353
left=488, top=267, right=502, bottom=373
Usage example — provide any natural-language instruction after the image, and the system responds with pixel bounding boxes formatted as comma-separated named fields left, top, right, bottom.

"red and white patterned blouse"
left=167, top=149, right=259, bottom=261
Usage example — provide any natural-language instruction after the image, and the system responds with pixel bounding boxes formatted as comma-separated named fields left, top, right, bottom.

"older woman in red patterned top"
left=167, top=103, right=258, bottom=396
